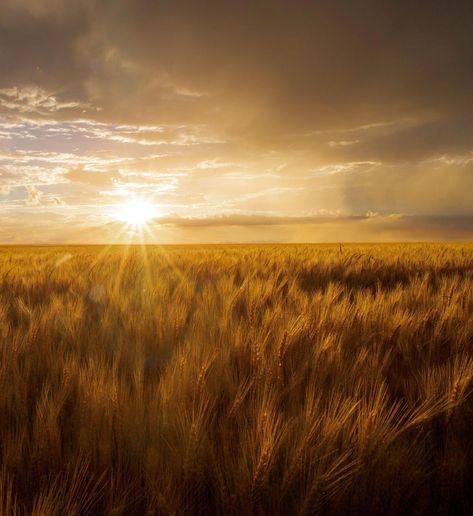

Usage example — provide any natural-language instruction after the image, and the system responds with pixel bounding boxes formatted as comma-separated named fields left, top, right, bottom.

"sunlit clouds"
left=0, top=1, right=472, bottom=242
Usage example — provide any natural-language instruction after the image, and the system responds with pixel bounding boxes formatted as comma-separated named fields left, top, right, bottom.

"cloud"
left=0, top=184, right=11, bottom=196
left=0, top=86, right=90, bottom=116
left=327, top=113, right=473, bottom=164
left=341, top=160, right=473, bottom=216
left=131, top=213, right=473, bottom=243
left=25, top=184, right=42, bottom=205
left=1, top=211, right=472, bottom=244
left=0, top=149, right=131, bottom=168
left=49, top=196, right=66, bottom=206
left=65, top=167, right=120, bottom=187
left=1, top=1, right=471, bottom=132
left=155, top=213, right=357, bottom=227
left=1, top=1, right=472, bottom=241
left=328, top=140, right=359, bottom=147
left=313, top=161, right=381, bottom=178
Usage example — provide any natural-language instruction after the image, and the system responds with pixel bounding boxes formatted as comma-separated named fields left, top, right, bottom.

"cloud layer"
left=1, top=1, right=472, bottom=242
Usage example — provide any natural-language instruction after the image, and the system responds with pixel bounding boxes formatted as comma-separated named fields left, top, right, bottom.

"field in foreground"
left=1, top=244, right=473, bottom=515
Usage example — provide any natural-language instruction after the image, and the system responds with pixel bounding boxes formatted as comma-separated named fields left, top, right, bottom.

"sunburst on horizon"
left=116, top=198, right=157, bottom=227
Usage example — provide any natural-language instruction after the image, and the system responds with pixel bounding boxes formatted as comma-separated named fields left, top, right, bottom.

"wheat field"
left=1, top=244, right=473, bottom=515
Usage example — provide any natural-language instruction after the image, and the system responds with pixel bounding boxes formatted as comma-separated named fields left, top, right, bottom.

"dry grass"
left=1, top=243, right=473, bottom=515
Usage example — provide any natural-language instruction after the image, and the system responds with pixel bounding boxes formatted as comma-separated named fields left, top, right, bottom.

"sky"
left=0, top=0, right=472, bottom=243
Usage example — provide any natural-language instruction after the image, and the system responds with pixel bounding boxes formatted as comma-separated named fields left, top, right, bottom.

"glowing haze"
left=1, top=0, right=472, bottom=243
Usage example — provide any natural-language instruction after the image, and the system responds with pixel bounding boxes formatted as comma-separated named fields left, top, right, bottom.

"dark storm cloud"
left=99, top=1, right=473, bottom=131
left=0, top=1, right=90, bottom=99
left=2, top=1, right=472, bottom=130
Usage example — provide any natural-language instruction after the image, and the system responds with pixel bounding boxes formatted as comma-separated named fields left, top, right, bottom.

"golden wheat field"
left=1, top=243, right=473, bottom=515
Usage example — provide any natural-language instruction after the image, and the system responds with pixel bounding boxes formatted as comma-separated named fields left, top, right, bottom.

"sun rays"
left=116, top=198, right=156, bottom=227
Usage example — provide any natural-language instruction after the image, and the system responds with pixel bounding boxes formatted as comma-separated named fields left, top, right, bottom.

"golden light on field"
left=1, top=244, right=473, bottom=512
left=2, top=0, right=473, bottom=511
left=116, top=198, right=156, bottom=227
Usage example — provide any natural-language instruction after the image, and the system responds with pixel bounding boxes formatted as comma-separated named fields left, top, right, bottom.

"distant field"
left=1, top=244, right=473, bottom=515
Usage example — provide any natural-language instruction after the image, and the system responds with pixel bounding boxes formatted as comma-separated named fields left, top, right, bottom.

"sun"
left=117, top=198, right=156, bottom=227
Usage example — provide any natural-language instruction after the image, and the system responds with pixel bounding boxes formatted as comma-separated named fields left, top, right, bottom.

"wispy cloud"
left=328, top=140, right=359, bottom=147
left=0, top=86, right=92, bottom=116
left=0, top=184, right=11, bottom=196
left=312, top=161, right=381, bottom=177
left=24, top=184, right=42, bottom=205
left=154, top=213, right=354, bottom=227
